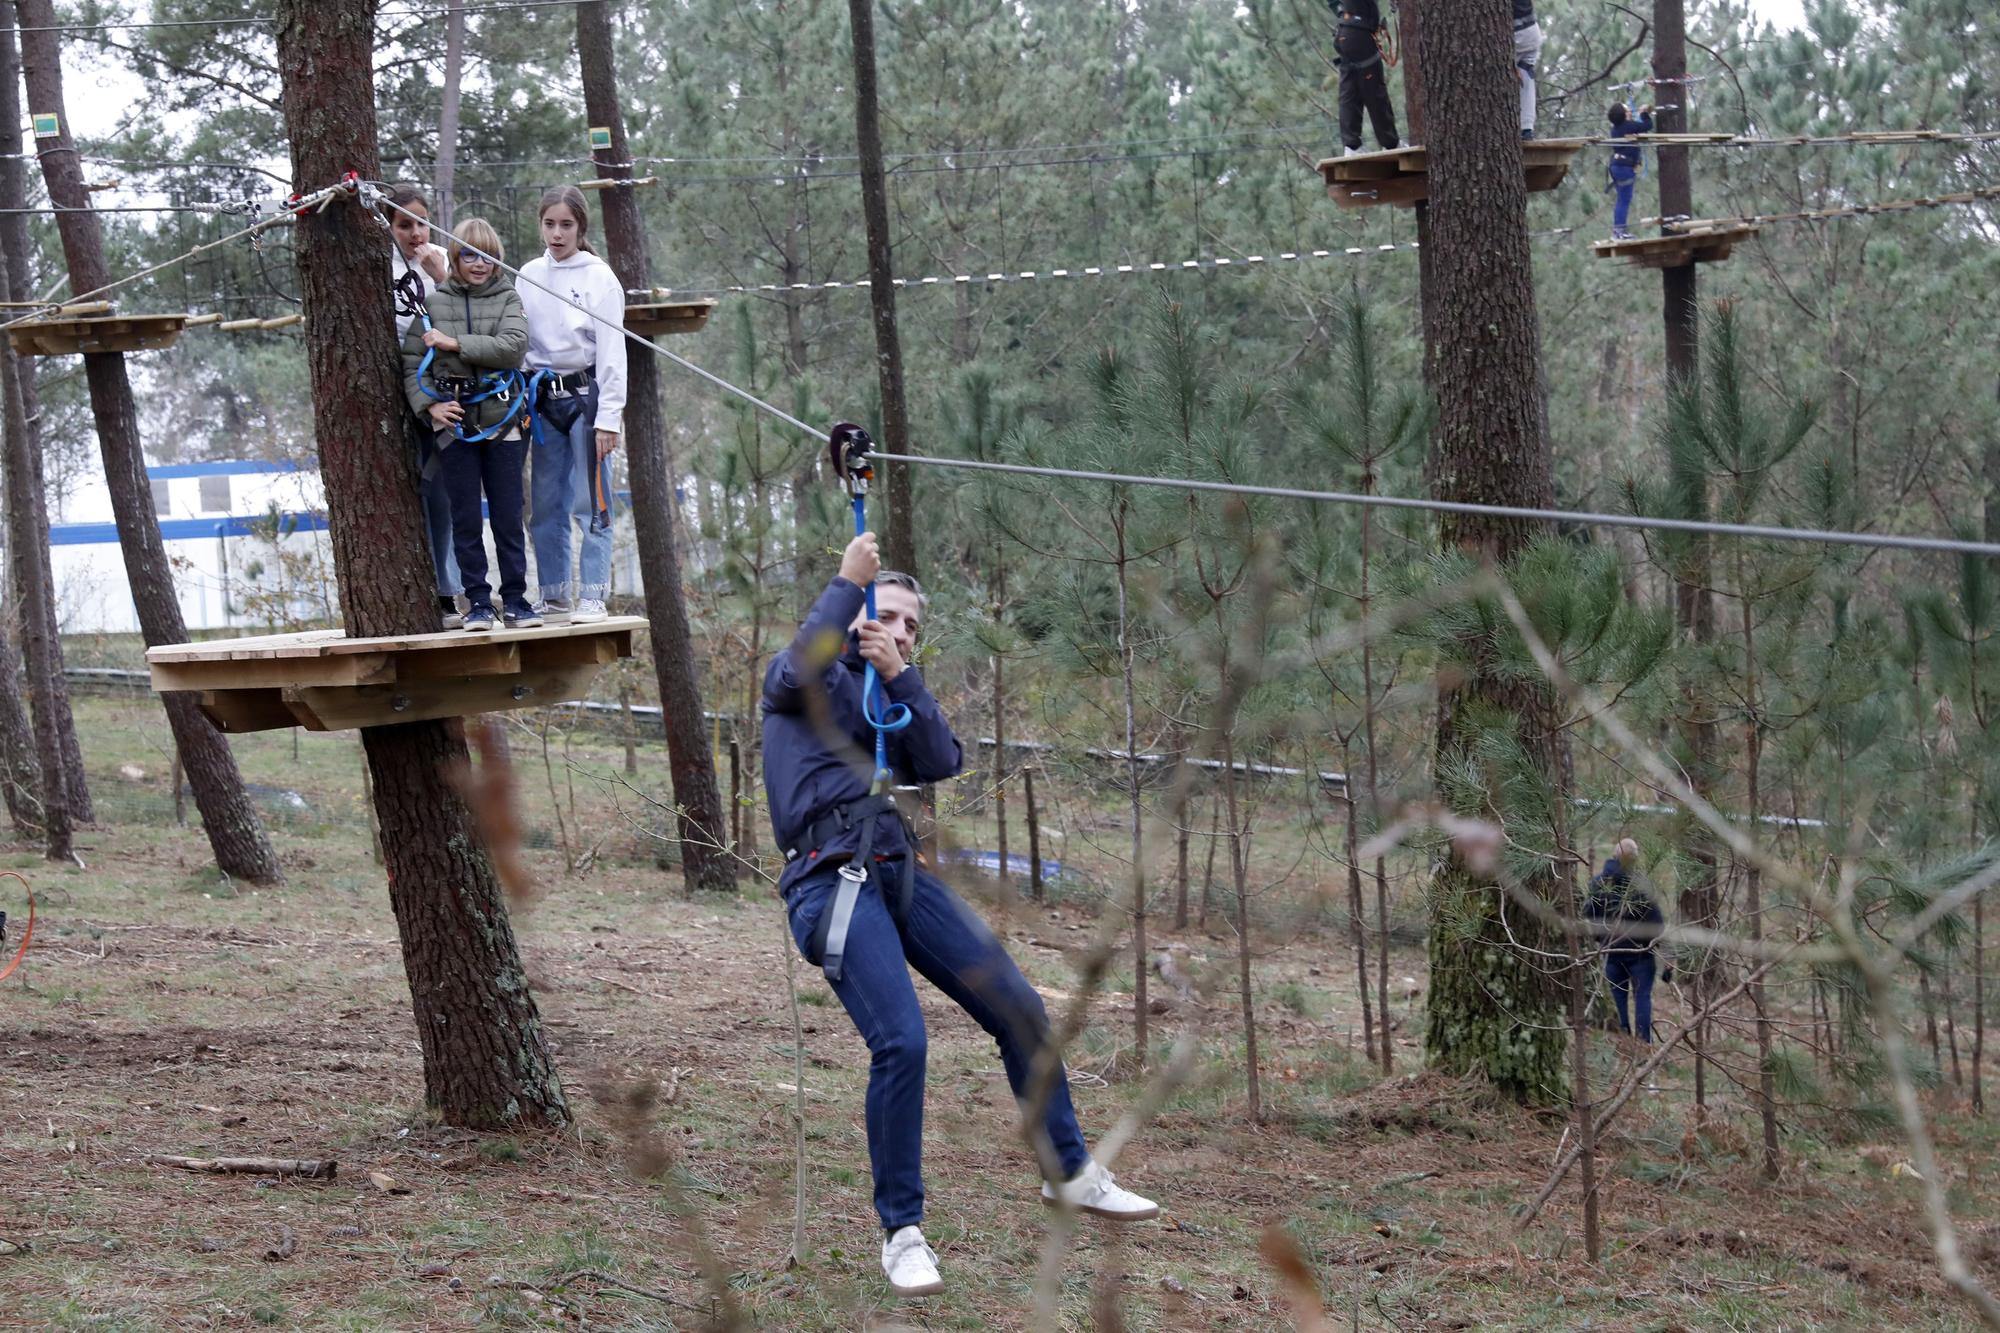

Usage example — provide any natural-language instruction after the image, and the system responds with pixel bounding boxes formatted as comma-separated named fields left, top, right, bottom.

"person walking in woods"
left=1606, top=102, right=1656, bottom=239
left=402, top=219, right=540, bottom=634
left=1515, top=0, right=1543, bottom=139
left=380, top=184, right=460, bottom=628
left=1327, top=0, right=1399, bottom=156
left=519, top=185, right=627, bottom=626
left=1585, top=837, right=1665, bottom=1043
left=764, top=531, right=1159, bottom=1298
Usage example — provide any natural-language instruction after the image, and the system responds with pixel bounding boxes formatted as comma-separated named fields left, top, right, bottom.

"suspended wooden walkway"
left=1315, top=139, right=1587, bottom=209
left=1592, top=222, right=1760, bottom=268
left=147, top=617, right=644, bottom=733
left=625, top=298, right=718, bottom=338
left=7, top=310, right=192, bottom=356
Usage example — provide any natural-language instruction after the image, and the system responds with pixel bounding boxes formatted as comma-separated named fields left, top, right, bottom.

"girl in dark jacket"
left=401, top=218, right=538, bottom=632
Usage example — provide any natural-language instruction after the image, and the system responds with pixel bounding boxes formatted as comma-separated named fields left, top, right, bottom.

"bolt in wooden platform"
left=1314, top=139, right=1587, bottom=209
left=145, top=616, right=644, bottom=733
left=1591, top=223, right=1760, bottom=268
left=7, top=312, right=192, bottom=356
left=624, top=299, right=718, bottom=338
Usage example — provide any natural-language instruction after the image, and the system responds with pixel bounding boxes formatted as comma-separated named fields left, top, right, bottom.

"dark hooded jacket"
left=401, top=271, right=528, bottom=435
left=1584, top=857, right=1665, bottom=953
left=761, top=575, right=963, bottom=894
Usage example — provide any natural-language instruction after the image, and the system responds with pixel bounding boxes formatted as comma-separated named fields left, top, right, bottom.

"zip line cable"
left=12, top=174, right=2000, bottom=566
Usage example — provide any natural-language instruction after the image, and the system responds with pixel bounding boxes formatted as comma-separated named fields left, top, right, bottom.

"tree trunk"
left=1024, top=762, right=1044, bottom=903
left=434, top=0, right=465, bottom=229
left=577, top=0, right=736, bottom=893
left=844, top=0, right=916, bottom=575
left=992, top=575, right=1009, bottom=888
left=1563, top=856, right=1600, bottom=1261
left=1200, top=797, right=1219, bottom=928
left=1115, top=510, right=1148, bottom=1069
left=0, top=9, right=87, bottom=826
left=1360, top=459, right=1392, bottom=1073
left=0, top=593, right=38, bottom=837
left=276, top=0, right=566, bottom=1130
left=1414, top=0, right=1568, bottom=1103
left=1735, top=547, right=1781, bottom=1174
left=1224, top=725, right=1259, bottom=1123
left=18, top=0, right=276, bottom=882
left=1342, top=785, right=1377, bottom=1063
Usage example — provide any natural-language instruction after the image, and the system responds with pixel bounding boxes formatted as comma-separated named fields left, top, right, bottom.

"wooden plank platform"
left=1314, top=139, right=1587, bottom=209
left=1591, top=223, right=1760, bottom=268
left=624, top=300, right=718, bottom=338
left=7, top=312, right=191, bottom=356
left=146, top=616, right=643, bottom=733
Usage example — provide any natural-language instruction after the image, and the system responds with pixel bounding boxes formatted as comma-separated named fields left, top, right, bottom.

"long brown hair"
left=380, top=182, right=431, bottom=226
left=537, top=185, right=596, bottom=255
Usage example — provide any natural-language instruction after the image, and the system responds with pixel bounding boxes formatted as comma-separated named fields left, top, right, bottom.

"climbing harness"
left=797, top=422, right=917, bottom=983
left=0, top=870, right=35, bottom=984
left=414, top=299, right=533, bottom=448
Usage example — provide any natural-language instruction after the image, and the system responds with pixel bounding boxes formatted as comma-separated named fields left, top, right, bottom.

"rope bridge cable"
left=860, top=453, right=2000, bottom=561
left=0, top=180, right=351, bottom=334
left=1633, top=181, right=2000, bottom=232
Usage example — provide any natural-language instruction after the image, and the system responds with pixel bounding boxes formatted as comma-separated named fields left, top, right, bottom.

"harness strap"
left=794, top=794, right=919, bottom=982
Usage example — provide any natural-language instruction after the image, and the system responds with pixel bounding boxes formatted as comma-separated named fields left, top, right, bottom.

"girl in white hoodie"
left=519, top=185, right=628, bottom=623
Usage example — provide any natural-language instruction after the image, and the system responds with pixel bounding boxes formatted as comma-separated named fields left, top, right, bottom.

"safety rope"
left=828, top=425, right=912, bottom=787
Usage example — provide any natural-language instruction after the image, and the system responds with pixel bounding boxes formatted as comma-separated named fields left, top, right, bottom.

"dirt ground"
left=5, top=702, right=2000, bottom=1330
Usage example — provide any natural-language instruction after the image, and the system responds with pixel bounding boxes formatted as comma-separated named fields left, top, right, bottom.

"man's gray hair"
left=876, top=569, right=929, bottom=614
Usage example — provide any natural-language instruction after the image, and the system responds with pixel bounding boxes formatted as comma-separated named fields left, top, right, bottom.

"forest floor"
left=4, top=698, right=2000, bottom=1330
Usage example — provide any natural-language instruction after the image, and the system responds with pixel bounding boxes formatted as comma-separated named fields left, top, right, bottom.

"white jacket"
left=518, top=249, right=630, bottom=436
left=390, top=243, right=443, bottom=342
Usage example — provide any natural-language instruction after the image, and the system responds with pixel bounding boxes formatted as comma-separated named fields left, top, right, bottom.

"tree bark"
left=434, top=0, right=465, bottom=229
left=1342, top=784, right=1377, bottom=1063
left=0, top=585, right=38, bottom=836
left=0, top=11, right=86, bottom=827
left=276, top=0, right=566, bottom=1129
left=1024, top=761, right=1044, bottom=902
left=576, top=0, right=736, bottom=893
left=1115, top=508, right=1148, bottom=1069
left=18, top=0, right=274, bottom=880
left=1414, top=0, right=1569, bottom=1103
left=845, top=0, right=917, bottom=574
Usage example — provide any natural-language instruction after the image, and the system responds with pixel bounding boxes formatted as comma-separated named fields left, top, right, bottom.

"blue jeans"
left=439, top=430, right=530, bottom=614
left=1604, top=950, right=1655, bottom=1042
left=786, top=862, right=1091, bottom=1231
left=1610, top=162, right=1638, bottom=233
left=529, top=380, right=613, bottom=603
left=411, top=414, right=459, bottom=598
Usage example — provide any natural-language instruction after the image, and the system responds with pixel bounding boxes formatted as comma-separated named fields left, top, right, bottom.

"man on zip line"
left=763, top=526, right=1159, bottom=1298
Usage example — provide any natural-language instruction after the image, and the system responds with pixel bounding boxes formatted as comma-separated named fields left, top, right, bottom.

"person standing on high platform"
left=1328, top=0, right=1399, bottom=156
left=1606, top=102, right=1655, bottom=239
left=1515, top=0, right=1543, bottom=139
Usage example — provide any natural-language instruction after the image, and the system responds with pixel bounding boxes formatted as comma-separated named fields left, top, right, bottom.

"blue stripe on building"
left=49, top=512, right=333, bottom=547
left=146, top=460, right=305, bottom=479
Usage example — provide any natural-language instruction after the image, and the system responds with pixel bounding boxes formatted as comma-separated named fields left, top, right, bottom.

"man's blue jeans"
left=1604, top=950, right=1656, bottom=1042
left=1610, top=161, right=1638, bottom=234
left=412, top=414, right=459, bottom=598
left=786, top=861, right=1091, bottom=1231
left=529, top=380, right=613, bottom=603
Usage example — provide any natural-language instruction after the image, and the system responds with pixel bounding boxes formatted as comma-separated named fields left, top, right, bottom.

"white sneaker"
left=1041, top=1158, right=1159, bottom=1220
left=881, top=1225, right=944, bottom=1297
left=532, top=599, right=572, bottom=623
left=1342, top=145, right=1361, bottom=157
left=571, top=598, right=608, bottom=624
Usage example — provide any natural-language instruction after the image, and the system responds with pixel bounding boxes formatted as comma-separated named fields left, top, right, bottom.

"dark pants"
left=1610, top=161, right=1638, bottom=234
left=408, top=411, right=459, bottom=598
left=1336, top=30, right=1398, bottom=151
left=439, top=430, right=529, bottom=613
left=786, top=861, right=1091, bottom=1231
left=1605, top=950, right=1655, bottom=1042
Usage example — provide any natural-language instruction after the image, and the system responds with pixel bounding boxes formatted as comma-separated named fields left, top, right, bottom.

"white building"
left=49, top=458, right=647, bottom=635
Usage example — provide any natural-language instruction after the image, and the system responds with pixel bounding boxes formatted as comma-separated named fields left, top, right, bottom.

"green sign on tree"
left=587, top=126, right=612, bottom=150
left=31, top=113, right=59, bottom=138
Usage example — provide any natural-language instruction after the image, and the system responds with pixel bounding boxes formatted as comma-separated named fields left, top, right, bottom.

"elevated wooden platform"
left=625, top=300, right=717, bottom=338
left=146, top=617, right=643, bottom=733
left=1315, top=139, right=1587, bottom=209
left=7, top=312, right=191, bottom=356
left=1591, top=223, right=1760, bottom=268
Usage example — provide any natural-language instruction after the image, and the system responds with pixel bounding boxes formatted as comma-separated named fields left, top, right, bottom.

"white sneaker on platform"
left=533, top=599, right=572, bottom=623
left=1041, top=1158, right=1159, bottom=1220
left=571, top=598, right=608, bottom=624
left=881, top=1225, right=944, bottom=1296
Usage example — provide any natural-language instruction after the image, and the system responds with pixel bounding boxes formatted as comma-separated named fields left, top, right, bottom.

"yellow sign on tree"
left=587, top=126, right=612, bottom=150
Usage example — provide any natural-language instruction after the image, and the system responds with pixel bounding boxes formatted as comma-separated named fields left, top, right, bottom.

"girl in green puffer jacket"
left=401, top=218, right=539, bottom=632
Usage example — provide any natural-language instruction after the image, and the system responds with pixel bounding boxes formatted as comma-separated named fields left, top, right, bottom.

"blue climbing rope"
left=830, top=423, right=911, bottom=787
left=414, top=310, right=533, bottom=445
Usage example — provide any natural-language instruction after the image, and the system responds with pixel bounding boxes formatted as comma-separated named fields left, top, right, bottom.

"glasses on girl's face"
left=461, top=251, right=495, bottom=267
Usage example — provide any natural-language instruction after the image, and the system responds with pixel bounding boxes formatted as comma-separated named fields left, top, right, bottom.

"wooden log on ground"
left=145, top=1154, right=337, bottom=1179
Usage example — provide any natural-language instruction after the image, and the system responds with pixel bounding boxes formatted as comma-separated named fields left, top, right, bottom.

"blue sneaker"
left=503, top=602, right=544, bottom=629
left=463, top=605, right=496, bottom=633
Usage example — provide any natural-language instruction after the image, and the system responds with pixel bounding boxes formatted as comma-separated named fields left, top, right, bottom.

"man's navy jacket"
left=761, top=575, right=963, bottom=895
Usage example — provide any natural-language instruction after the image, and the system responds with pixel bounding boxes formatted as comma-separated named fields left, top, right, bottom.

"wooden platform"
left=624, top=300, right=717, bottom=338
left=7, top=312, right=191, bottom=356
left=1591, top=223, right=1760, bottom=268
left=146, top=617, right=643, bottom=733
left=1314, top=139, right=1586, bottom=209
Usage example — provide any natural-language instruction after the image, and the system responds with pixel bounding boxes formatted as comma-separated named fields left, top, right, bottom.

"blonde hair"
left=1615, top=837, right=1640, bottom=863
left=449, top=218, right=504, bottom=279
